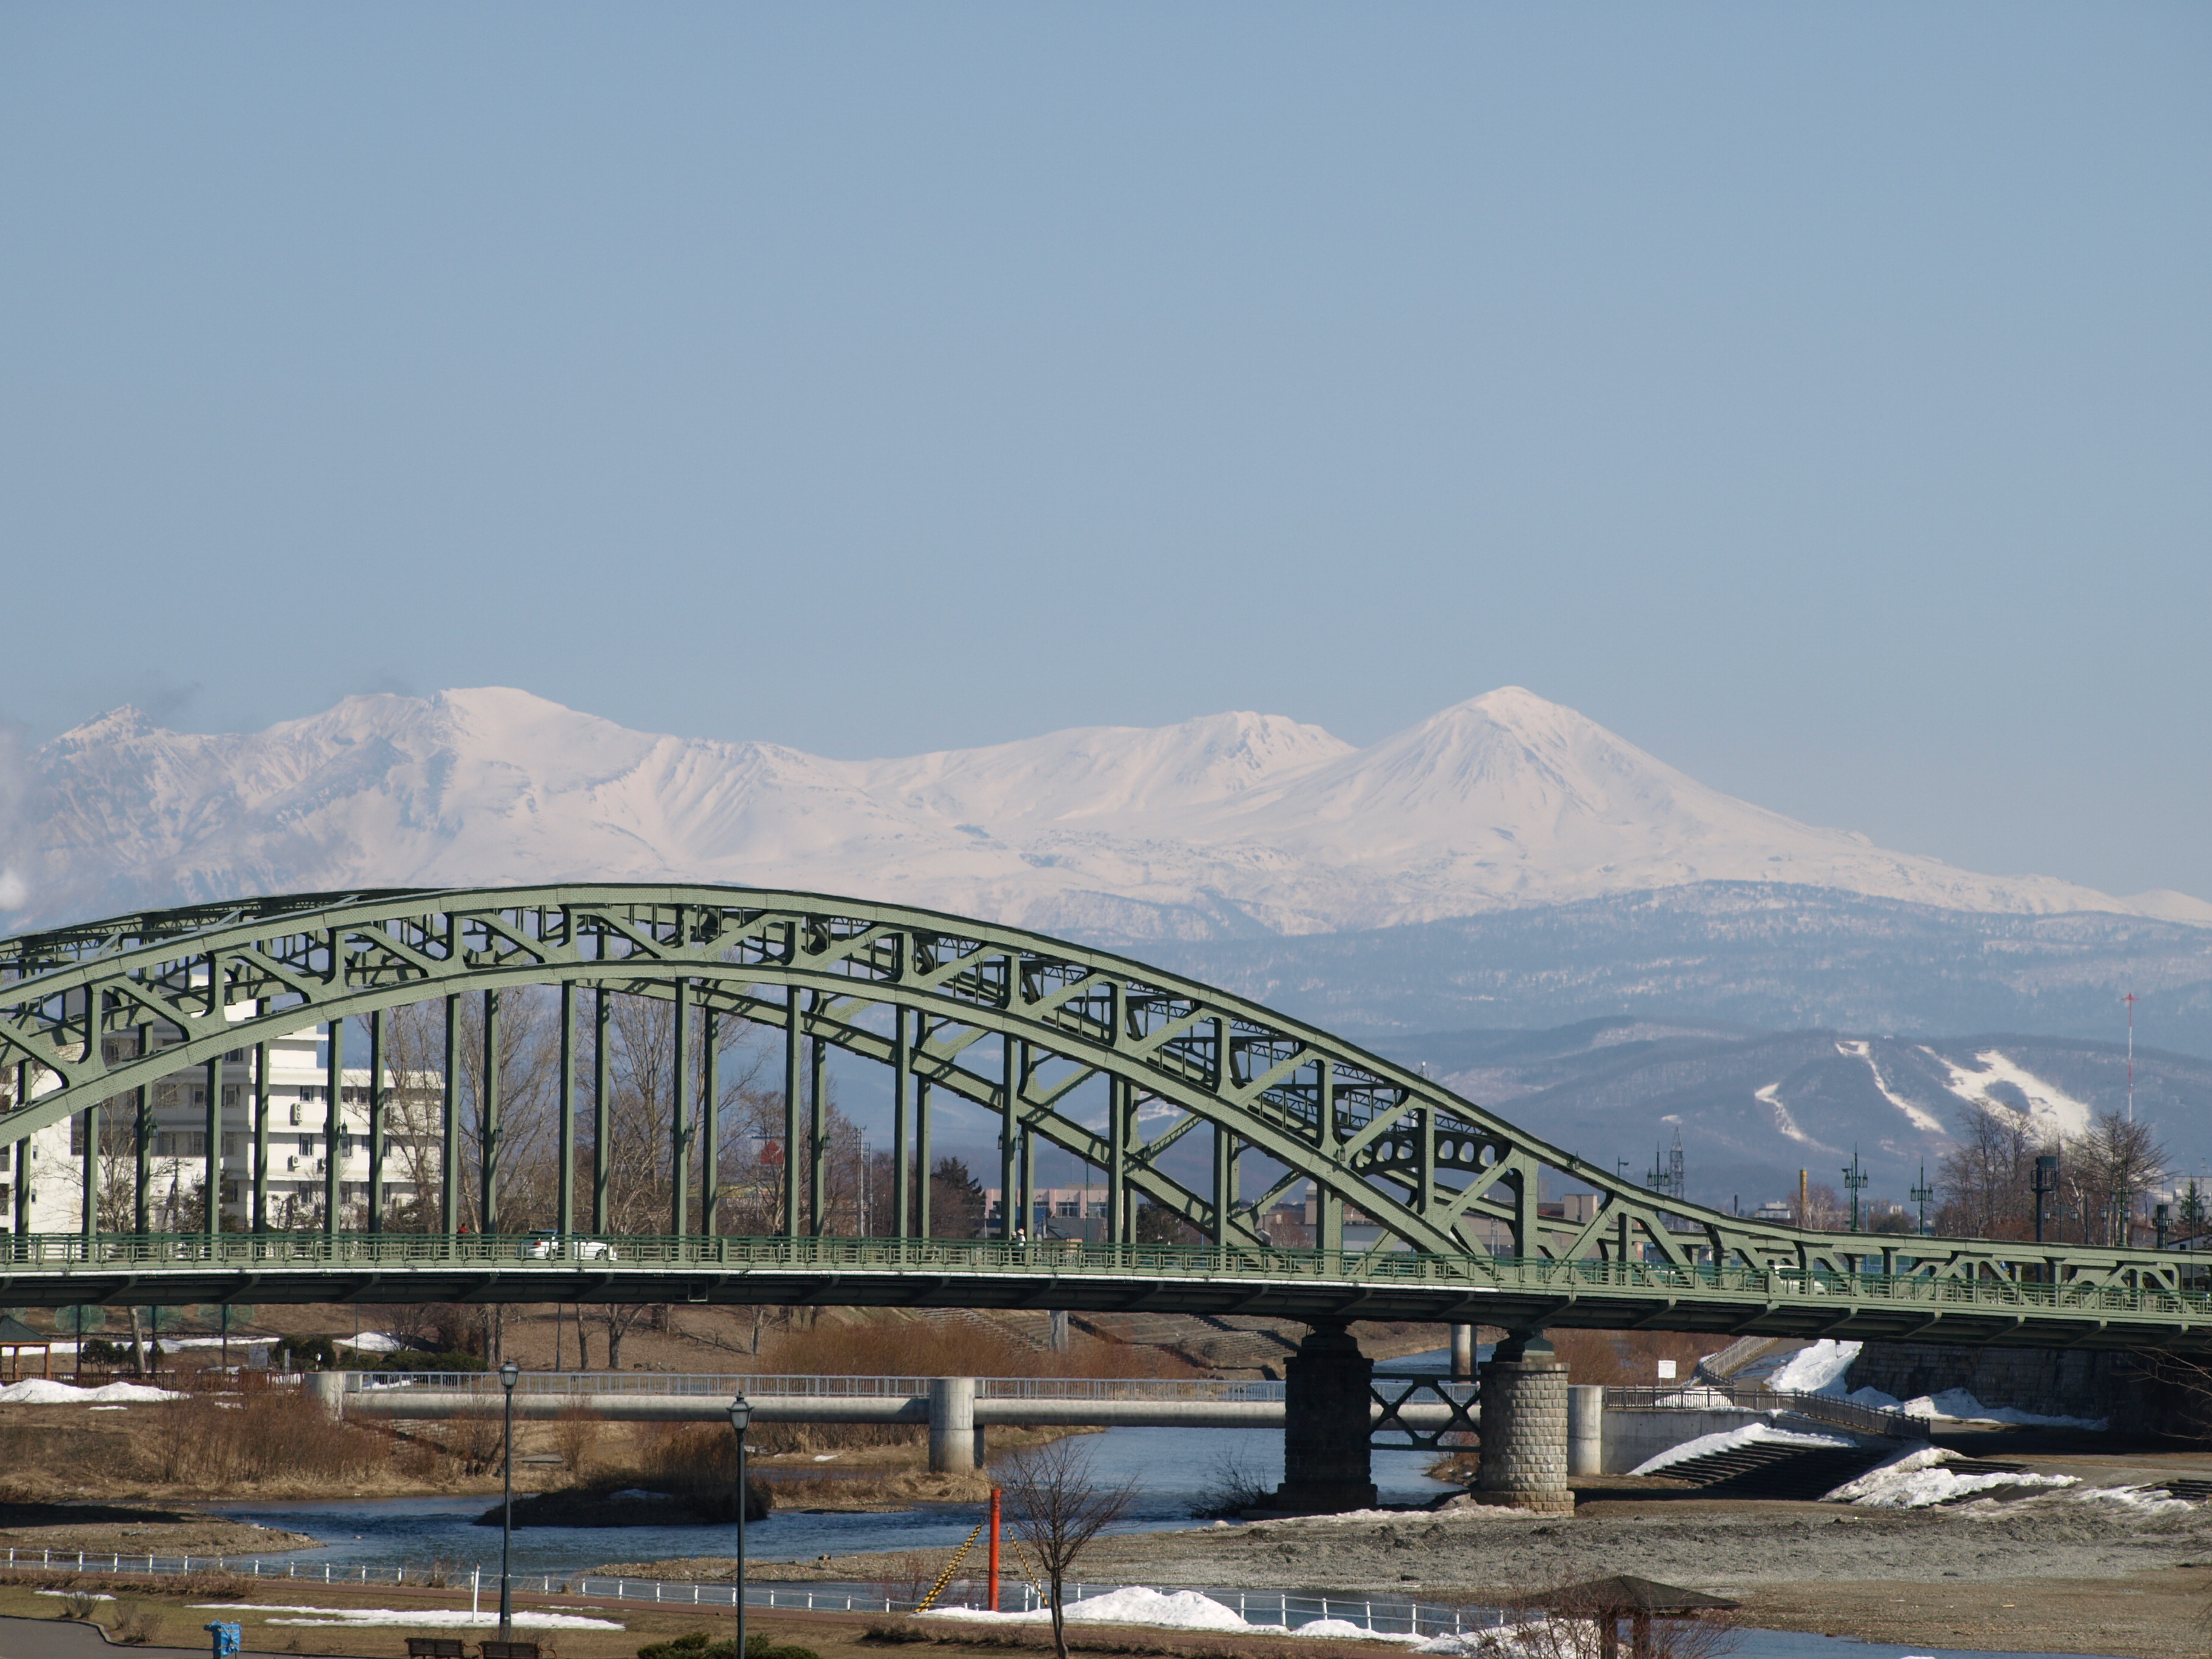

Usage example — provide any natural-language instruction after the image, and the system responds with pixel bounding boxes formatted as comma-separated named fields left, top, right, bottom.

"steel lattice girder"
left=0, top=1233, right=2201, bottom=1353
left=0, top=884, right=2200, bottom=1322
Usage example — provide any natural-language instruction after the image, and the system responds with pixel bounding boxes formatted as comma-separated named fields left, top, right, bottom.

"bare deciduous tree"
left=1938, top=1098, right=2168, bottom=1247
left=1938, top=1099, right=2043, bottom=1240
left=999, top=1436, right=1136, bottom=1659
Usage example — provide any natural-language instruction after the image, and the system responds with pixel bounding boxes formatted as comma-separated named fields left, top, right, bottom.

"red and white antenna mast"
left=2125, top=990, right=2138, bottom=1125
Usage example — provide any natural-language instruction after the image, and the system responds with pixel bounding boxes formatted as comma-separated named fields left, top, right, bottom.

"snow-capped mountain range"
left=8, top=685, right=2207, bottom=941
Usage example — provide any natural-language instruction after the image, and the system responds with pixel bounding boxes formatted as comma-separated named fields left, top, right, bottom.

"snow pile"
left=196, top=1604, right=622, bottom=1631
left=1631, top=1422, right=1852, bottom=1476
left=1288, top=1504, right=1539, bottom=1524
left=1764, top=1344, right=2107, bottom=1430
left=925, top=1588, right=1432, bottom=1640
left=36, top=1590, right=115, bottom=1601
left=1766, top=1339, right=1862, bottom=1395
left=1295, top=1619, right=1419, bottom=1643
left=2059, top=1485, right=2194, bottom=1515
left=924, top=1589, right=1253, bottom=1632
left=1898, top=1389, right=2105, bottom=1431
left=1823, top=1446, right=2076, bottom=1509
left=0, top=1379, right=184, bottom=1404
left=1416, top=1618, right=1590, bottom=1658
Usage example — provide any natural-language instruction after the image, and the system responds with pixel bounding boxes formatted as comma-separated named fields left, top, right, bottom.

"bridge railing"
left=1603, top=1382, right=1923, bottom=1439
left=4, top=1232, right=2210, bottom=1329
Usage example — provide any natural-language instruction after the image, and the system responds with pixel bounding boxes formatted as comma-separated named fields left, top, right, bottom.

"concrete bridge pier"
left=1267, top=1321, right=1376, bottom=1515
left=1473, top=1330, right=1574, bottom=1514
left=928, top=1375, right=985, bottom=1472
left=1567, top=1383, right=1604, bottom=1476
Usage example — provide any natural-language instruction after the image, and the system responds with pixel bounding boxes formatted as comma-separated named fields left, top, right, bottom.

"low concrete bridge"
left=323, top=1368, right=1480, bottom=1470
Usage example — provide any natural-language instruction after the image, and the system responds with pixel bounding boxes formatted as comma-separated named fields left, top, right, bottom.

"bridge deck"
left=0, top=1233, right=2203, bottom=1353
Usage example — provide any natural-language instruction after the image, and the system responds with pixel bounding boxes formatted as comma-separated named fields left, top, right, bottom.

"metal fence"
left=0, top=1547, right=1504, bottom=1638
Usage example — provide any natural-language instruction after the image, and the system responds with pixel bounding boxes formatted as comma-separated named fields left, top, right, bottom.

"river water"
left=218, top=1350, right=1464, bottom=1573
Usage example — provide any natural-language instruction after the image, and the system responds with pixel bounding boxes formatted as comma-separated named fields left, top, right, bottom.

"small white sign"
left=1656, top=1359, right=1677, bottom=1380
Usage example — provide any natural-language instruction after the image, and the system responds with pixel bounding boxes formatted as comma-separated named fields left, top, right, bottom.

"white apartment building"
left=1, top=1012, right=437, bottom=1232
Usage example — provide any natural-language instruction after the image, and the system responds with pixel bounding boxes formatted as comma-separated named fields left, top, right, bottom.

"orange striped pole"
left=988, top=1489, right=1001, bottom=1611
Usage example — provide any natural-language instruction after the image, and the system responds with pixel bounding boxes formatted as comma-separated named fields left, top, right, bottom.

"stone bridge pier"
left=1473, top=1329, right=1573, bottom=1514
left=1267, top=1320, right=1378, bottom=1515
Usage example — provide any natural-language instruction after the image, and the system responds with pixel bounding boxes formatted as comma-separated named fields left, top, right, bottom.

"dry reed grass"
left=140, top=1388, right=389, bottom=1488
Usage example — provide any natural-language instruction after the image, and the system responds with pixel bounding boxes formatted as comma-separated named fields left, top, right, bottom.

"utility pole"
left=2125, top=991, right=2137, bottom=1124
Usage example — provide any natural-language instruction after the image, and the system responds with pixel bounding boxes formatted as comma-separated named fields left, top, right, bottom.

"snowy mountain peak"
left=4, top=686, right=2197, bottom=941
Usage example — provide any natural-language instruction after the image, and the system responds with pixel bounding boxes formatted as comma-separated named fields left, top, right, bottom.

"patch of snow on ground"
left=1416, top=1618, right=1586, bottom=1657
left=0, top=1379, right=185, bottom=1404
left=1631, top=1422, right=1852, bottom=1476
left=1293, top=1618, right=1421, bottom=1643
left=1767, top=1339, right=1862, bottom=1395
left=1922, top=1049, right=2094, bottom=1140
left=1899, top=1388, right=2106, bottom=1430
left=36, top=1590, right=115, bottom=1601
left=1754, top=1084, right=1836, bottom=1151
left=1289, top=1504, right=1540, bottom=1523
left=195, top=1604, right=621, bottom=1630
left=2060, top=1484, right=2196, bottom=1514
left=1825, top=1379, right=2104, bottom=1430
left=1835, top=1041, right=1946, bottom=1133
left=1823, top=1446, right=2076, bottom=1509
left=924, top=1588, right=1252, bottom=1632
left=923, top=1587, right=1429, bottom=1638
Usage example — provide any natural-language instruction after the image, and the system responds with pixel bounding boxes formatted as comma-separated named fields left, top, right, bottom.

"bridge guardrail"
left=342, top=1370, right=1288, bottom=1403
left=2, top=1232, right=2209, bottom=1333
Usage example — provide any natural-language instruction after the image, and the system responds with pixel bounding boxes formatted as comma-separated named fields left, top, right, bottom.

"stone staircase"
left=1654, top=1439, right=1893, bottom=1500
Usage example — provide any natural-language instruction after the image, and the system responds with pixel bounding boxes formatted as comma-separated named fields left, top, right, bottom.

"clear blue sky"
left=3, top=4, right=2207, bottom=900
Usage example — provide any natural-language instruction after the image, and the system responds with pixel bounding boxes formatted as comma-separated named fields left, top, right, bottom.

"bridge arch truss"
left=0, top=885, right=2200, bottom=1347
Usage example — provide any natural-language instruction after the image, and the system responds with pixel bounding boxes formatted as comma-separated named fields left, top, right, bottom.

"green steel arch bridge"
left=0, top=884, right=2202, bottom=1353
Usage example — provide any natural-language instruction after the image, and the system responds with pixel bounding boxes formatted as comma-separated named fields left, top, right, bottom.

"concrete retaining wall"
left=1600, top=1407, right=1768, bottom=1475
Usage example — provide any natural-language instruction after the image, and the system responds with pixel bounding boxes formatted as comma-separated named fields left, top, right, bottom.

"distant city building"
left=2, top=1017, right=437, bottom=1232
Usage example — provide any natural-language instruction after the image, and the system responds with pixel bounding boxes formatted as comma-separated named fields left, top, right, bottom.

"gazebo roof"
left=0, top=1315, right=50, bottom=1345
left=1530, top=1576, right=1740, bottom=1615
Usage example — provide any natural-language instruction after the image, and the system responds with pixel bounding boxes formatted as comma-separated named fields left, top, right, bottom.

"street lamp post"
left=729, top=1393, right=752, bottom=1659
left=2033, top=1154, right=2060, bottom=1245
left=499, top=1359, right=520, bottom=1638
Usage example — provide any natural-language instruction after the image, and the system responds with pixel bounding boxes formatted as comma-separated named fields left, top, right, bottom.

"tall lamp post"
left=498, top=1359, right=520, bottom=1638
left=728, top=1393, right=752, bottom=1659
left=2034, top=1154, right=2060, bottom=1245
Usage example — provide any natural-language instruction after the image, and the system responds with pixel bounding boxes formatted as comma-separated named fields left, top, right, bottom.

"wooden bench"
left=478, top=1641, right=542, bottom=1659
left=404, top=1640, right=467, bottom=1658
